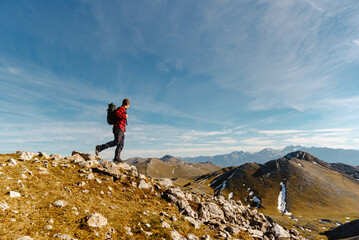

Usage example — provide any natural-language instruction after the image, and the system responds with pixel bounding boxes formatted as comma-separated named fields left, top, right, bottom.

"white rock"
left=53, top=233, right=77, bottom=240
left=161, top=221, right=171, bottom=228
left=54, top=200, right=68, bottom=207
left=17, top=236, right=34, bottom=240
left=139, top=174, right=147, bottom=180
left=17, top=151, right=36, bottom=161
left=8, top=158, right=17, bottom=166
left=9, top=191, right=21, bottom=198
left=96, top=179, right=102, bottom=184
left=87, top=213, right=107, bottom=228
left=124, top=226, right=133, bottom=236
left=144, top=223, right=151, bottom=228
left=0, top=202, right=9, bottom=211
left=272, top=223, right=291, bottom=238
left=187, top=234, right=199, bottom=240
left=201, top=235, right=212, bottom=240
left=50, top=154, right=62, bottom=161
left=44, top=225, right=53, bottom=230
left=87, top=173, right=94, bottom=180
left=156, top=178, right=174, bottom=188
left=78, top=181, right=86, bottom=187
left=138, top=180, right=152, bottom=189
left=170, top=230, right=186, bottom=240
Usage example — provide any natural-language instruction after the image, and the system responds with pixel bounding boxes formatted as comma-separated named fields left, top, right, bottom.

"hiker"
left=95, top=98, right=130, bottom=163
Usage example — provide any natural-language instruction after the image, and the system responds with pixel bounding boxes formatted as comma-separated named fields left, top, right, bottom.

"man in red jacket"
left=95, top=98, right=129, bottom=163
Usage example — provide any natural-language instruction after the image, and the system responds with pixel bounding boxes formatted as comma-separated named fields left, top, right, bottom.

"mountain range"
left=182, top=151, right=359, bottom=239
left=181, top=145, right=359, bottom=167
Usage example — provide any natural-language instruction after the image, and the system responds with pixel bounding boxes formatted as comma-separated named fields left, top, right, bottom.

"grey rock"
left=162, top=187, right=198, bottom=218
left=17, top=151, right=36, bottom=161
left=272, top=223, right=290, bottom=239
left=198, top=202, right=224, bottom=222
left=94, top=160, right=122, bottom=179
left=72, top=151, right=100, bottom=161
left=248, top=228, right=264, bottom=238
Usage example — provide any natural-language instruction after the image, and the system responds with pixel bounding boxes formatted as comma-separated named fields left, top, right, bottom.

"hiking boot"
left=95, top=145, right=100, bottom=156
left=113, top=158, right=124, bottom=163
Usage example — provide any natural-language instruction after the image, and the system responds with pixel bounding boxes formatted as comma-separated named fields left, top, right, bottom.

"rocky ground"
left=0, top=151, right=305, bottom=240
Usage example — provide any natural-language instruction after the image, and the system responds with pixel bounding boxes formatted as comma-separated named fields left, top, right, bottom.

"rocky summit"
left=0, top=151, right=306, bottom=240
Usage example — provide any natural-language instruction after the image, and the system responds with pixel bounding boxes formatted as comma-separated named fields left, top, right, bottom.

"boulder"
left=138, top=180, right=152, bottom=189
left=17, top=151, right=36, bottom=161
left=38, top=152, right=50, bottom=159
left=50, top=154, right=62, bottom=161
left=156, top=178, right=174, bottom=188
left=271, top=223, right=290, bottom=239
left=87, top=213, right=108, bottom=228
left=69, top=154, right=85, bottom=163
left=198, top=202, right=225, bottom=222
left=162, top=187, right=198, bottom=219
left=93, top=160, right=122, bottom=179
left=72, top=151, right=100, bottom=161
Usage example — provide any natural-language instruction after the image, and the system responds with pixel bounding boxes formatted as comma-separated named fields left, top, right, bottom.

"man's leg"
left=96, top=128, right=120, bottom=154
left=114, top=129, right=125, bottom=162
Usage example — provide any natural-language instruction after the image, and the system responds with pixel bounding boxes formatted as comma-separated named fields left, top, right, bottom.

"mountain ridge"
left=181, top=145, right=359, bottom=166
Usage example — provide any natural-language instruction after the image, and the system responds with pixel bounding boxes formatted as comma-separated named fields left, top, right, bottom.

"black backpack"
left=107, top=103, right=118, bottom=125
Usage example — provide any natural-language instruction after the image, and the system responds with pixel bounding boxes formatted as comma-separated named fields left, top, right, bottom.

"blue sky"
left=1, top=0, right=359, bottom=159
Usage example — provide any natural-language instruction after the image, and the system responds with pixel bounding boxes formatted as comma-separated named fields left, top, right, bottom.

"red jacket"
left=113, top=106, right=127, bottom=132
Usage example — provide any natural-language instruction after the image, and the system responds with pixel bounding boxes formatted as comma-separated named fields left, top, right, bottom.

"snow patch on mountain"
left=277, top=182, right=291, bottom=215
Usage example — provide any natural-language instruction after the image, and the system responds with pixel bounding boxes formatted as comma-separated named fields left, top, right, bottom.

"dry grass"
left=0, top=153, right=222, bottom=240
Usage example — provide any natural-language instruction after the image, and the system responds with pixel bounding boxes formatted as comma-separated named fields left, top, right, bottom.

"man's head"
left=122, top=98, right=130, bottom=109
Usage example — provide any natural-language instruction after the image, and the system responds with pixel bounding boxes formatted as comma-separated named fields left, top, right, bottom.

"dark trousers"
left=99, top=128, right=125, bottom=161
